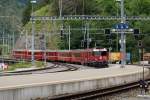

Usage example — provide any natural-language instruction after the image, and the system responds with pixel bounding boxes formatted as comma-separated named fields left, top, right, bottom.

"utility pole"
left=109, top=47, right=112, bottom=64
left=11, top=15, right=15, bottom=51
left=59, top=0, right=62, bottom=18
left=68, top=25, right=71, bottom=51
left=84, top=26, right=86, bottom=49
left=44, top=21, right=47, bottom=66
left=2, top=31, right=4, bottom=56
left=116, top=0, right=120, bottom=52
left=13, top=32, right=15, bottom=50
left=86, top=23, right=90, bottom=49
left=120, top=0, right=126, bottom=67
left=25, top=30, right=28, bottom=49
left=31, top=0, right=36, bottom=67
left=2, top=30, right=4, bottom=62
left=7, top=34, right=9, bottom=55
left=8, top=35, right=11, bottom=55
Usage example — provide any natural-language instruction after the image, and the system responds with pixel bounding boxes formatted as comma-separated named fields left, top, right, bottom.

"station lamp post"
left=120, top=0, right=126, bottom=67
left=105, top=0, right=126, bottom=67
left=116, top=0, right=121, bottom=52
left=116, top=0, right=126, bottom=67
left=31, top=0, right=36, bottom=67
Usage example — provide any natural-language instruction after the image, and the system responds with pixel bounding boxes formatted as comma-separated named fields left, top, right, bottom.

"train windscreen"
left=92, top=51, right=107, bottom=56
left=92, top=51, right=101, bottom=56
left=101, top=51, right=107, bottom=56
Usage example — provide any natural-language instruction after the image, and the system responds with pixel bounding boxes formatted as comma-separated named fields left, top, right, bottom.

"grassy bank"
left=7, top=61, right=45, bottom=71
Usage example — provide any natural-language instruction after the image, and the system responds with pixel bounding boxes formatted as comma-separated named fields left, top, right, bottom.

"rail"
left=0, top=62, right=78, bottom=76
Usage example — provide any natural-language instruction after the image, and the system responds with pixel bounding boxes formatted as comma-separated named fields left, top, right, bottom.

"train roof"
left=13, top=48, right=107, bottom=52
left=93, top=48, right=107, bottom=51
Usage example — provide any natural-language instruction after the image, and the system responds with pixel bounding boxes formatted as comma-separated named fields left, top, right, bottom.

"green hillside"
left=23, top=0, right=150, bottom=57
left=0, top=0, right=25, bottom=55
left=23, top=4, right=61, bottom=50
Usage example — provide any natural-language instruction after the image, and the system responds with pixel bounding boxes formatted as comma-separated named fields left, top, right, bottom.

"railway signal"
left=133, top=29, right=140, bottom=40
left=109, top=39, right=112, bottom=45
left=60, top=29, right=63, bottom=37
left=138, top=40, right=142, bottom=48
left=105, top=29, right=112, bottom=40
left=139, top=80, right=149, bottom=94
left=105, top=29, right=111, bottom=35
left=134, top=29, right=140, bottom=35
left=81, top=40, right=84, bottom=48
left=60, top=25, right=64, bottom=39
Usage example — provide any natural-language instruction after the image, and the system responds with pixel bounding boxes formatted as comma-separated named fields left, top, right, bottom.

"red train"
left=12, top=48, right=108, bottom=67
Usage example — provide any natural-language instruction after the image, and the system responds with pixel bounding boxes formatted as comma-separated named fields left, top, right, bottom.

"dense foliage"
left=19, top=0, right=150, bottom=61
left=0, top=0, right=26, bottom=55
left=0, top=0, right=24, bottom=33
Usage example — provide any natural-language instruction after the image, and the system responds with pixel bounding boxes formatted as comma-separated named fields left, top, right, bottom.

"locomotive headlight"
left=95, top=58, right=97, bottom=61
left=99, top=56, right=102, bottom=59
left=93, top=48, right=99, bottom=52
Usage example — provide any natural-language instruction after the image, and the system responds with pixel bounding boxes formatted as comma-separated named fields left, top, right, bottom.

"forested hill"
left=19, top=0, right=150, bottom=61
left=0, top=0, right=25, bottom=34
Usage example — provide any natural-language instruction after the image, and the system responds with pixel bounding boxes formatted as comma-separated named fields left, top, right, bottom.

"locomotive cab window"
left=101, top=51, right=107, bottom=56
left=92, top=51, right=101, bottom=56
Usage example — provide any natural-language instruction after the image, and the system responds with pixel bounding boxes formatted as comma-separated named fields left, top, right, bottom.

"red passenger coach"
left=46, top=50, right=58, bottom=61
left=12, top=49, right=29, bottom=60
left=57, top=50, right=72, bottom=62
left=12, top=49, right=44, bottom=61
left=12, top=48, right=108, bottom=67
left=71, top=50, right=85, bottom=64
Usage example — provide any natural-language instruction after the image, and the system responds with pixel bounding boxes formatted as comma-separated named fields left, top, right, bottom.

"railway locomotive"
left=12, top=48, right=108, bottom=67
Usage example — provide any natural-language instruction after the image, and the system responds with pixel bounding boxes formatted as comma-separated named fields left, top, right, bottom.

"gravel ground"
left=93, top=88, right=150, bottom=100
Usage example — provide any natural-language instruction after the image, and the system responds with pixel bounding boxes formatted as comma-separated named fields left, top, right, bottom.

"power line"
left=0, top=16, right=11, bottom=18
left=30, top=16, right=150, bottom=21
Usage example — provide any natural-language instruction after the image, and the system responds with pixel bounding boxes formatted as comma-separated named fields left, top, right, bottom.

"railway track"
left=0, top=58, right=22, bottom=64
left=0, top=62, right=78, bottom=76
left=32, top=78, right=150, bottom=100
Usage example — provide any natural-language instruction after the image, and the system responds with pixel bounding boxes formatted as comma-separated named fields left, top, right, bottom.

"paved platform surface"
left=0, top=64, right=149, bottom=91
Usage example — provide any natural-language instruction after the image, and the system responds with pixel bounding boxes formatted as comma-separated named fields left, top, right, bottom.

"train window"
left=101, top=51, right=107, bottom=56
left=34, top=52, right=40, bottom=55
left=61, top=53, right=71, bottom=57
left=28, top=52, right=31, bottom=55
left=74, top=53, right=80, bottom=57
left=65, top=53, right=69, bottom=57
left=92, top=51, right=101, bottom=56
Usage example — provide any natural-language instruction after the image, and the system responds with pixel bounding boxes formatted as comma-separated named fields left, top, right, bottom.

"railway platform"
left=0, top=64, right=149, bottom=100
